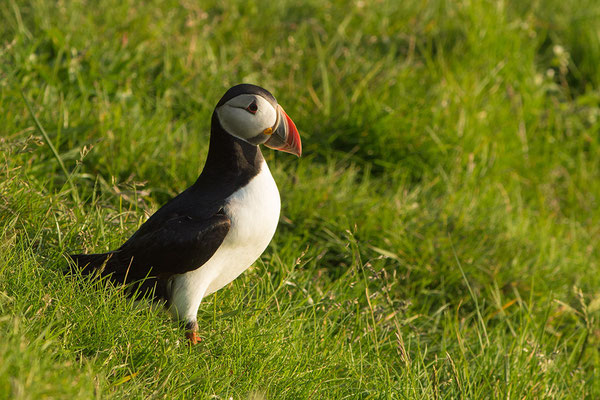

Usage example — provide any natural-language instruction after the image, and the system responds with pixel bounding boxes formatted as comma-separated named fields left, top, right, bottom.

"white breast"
left=168, top=160, right=280, bottom=321
left=204, top=160, right=281, bottom=294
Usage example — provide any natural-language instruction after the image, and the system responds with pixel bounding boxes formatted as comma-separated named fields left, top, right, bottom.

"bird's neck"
left=194, top=112, right=264, bottom=186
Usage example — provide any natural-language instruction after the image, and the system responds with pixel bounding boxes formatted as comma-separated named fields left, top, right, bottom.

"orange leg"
left=185, top=321, right=201, bottom=344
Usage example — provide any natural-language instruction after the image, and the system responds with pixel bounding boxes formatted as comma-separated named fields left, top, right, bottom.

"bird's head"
left=215, top=84, right=302, bottom=157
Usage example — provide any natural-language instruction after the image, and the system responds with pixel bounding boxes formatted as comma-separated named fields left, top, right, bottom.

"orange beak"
left=264, top=105, right=302, bottom=157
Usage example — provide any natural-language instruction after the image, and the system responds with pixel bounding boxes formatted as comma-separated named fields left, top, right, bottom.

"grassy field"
left=1, top=0, right=600, bottom=398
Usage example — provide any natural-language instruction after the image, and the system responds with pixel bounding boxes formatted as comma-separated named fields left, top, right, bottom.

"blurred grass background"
left=1, top=0, right=599, bottom=398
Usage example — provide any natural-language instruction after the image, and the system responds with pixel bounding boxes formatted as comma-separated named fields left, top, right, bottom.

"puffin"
left=69, top=84, right=301, bottom=343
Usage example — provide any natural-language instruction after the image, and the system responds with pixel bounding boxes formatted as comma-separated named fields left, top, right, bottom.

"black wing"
left=70, top=212, right=230, bottom=283
left=113, top=213, right=230, bottom=279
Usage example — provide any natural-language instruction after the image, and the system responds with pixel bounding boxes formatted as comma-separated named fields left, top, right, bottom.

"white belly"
left=169, top=160, right=280, bottom=321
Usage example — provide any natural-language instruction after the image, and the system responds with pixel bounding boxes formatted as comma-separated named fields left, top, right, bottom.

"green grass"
left=1, top=0, right=600, bottom=398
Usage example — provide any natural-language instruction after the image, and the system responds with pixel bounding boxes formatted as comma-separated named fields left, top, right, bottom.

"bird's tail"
left=66, top=252, right=167, bottom=301
left=67, top=252, right=117, bottom=276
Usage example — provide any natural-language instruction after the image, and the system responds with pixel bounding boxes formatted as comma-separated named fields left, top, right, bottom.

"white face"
left=215, top=94, right=278, bottom=144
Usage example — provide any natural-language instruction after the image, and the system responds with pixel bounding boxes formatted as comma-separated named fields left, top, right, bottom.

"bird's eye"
left=245, top=101, right=258, bottom=114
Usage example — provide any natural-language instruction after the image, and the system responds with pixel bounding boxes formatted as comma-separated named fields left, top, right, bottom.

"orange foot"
left=185, top=330, right=201, bottom=344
